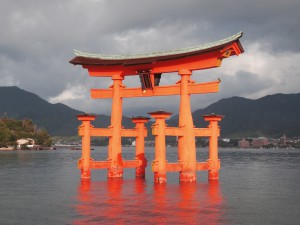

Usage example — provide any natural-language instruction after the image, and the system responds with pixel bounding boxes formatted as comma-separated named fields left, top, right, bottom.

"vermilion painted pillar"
left=149, top=111, right=172, bottom=183
left=178, top=69, right=196, bottom=182
left=77, top=114, right=96, bottom=179
left=202, top=114, right=223, bottom=180
left=108, top=74, right=124, bottom=178
left=131, top=116, right=150, bottom=178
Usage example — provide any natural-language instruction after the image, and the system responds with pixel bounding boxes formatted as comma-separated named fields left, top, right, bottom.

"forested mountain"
left=0, top=118, right=52, bottom=147
left=1, top=86, right=299, bottom=137
left=168, top=93, right=300, bottom=137
left=0, top=86, right=134, bottom=136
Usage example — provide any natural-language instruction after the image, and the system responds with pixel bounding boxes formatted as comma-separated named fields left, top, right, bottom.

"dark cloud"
left=1, top=0, right=299, bottom=117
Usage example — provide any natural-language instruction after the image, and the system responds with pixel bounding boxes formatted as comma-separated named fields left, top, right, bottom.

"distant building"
left=17, top=138, right=35, bottom=148
left=238, top=138, right=250, bottom=148
left=279, top=134, right=287, bottom=146
left=251, top=137, right=268, bottom=148
left=222, top=138, right=230, bottom=143
left=131, top=140, right=136, bottom=147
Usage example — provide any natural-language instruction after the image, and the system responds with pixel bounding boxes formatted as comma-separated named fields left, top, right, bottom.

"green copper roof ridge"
left=74, top=31, right=243, bottom=60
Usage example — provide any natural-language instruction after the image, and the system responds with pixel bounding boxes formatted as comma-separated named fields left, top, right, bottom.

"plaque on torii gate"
left=70, top=31, right=244, bottom=182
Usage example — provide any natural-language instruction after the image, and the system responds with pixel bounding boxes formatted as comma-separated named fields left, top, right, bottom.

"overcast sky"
left=1, top=0, right=299, bottom=117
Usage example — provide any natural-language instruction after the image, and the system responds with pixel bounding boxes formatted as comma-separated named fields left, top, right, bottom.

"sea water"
left=0, top=147, right=299, bottom=225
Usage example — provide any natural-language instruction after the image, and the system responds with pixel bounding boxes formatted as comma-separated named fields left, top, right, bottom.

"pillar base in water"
left=81, top=170, right=91, bottom=179
left=108, top=167, right=123, bottom=178
left=154, top=172, right=167, bottom=183
left=208, top=170, right=219, bottom=180
left=179, top=170, right=196, bottom=182
left=135, top=167, right=146, bottom=178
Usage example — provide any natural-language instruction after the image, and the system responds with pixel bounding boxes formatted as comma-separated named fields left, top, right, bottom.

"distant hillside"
left=1, top=86, right=299, bottom=137
left=0, top=117, right=52, bottom=148
left=0, top=86, right=134, bottom=136
left=168, top=93, right=300, bottom=137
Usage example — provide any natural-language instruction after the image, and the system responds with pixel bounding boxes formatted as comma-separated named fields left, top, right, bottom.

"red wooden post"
left=108, top=74, right=124, bottom=178
left=202, top=114, right=223, bottom=180
left=77, top=114, right=96, bottom=179
left=131, top=116, right=150, bottom=178
left=149, top=111, right=173, bottom=183
left=178, top=69, right=197, bottom=182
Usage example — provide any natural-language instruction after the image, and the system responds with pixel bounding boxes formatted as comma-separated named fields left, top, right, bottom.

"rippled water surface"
left=0, top=147, right=299, bottom=224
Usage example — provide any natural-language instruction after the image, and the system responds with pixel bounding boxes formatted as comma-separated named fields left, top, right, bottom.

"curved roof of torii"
left=70, top=31, right=244, bottom=67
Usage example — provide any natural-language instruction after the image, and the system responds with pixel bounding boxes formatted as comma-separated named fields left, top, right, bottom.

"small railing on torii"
left=149, top=111, right=223, bottom=183
left=77, top=114, right=149, bottom=179
left=70, top=31, right=244, bottom=183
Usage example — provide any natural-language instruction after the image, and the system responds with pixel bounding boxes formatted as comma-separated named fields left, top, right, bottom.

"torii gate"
left=70, top=31, right=244, bottom=183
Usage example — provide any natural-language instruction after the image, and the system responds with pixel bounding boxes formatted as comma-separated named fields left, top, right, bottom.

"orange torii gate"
left=70, top=31, right=244, bottom=182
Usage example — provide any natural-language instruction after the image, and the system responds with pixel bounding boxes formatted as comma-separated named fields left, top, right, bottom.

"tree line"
left=0, top=117, right=52, bottom=148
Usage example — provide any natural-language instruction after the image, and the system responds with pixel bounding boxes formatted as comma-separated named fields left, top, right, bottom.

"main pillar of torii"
left=70, top=31, right=244, bottom=181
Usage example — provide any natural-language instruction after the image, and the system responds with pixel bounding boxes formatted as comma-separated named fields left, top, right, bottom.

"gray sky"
left=1, top=0, right=299, bottom=117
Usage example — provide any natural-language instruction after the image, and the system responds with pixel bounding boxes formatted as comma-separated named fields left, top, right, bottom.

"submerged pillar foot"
left=135, top=167, right=146, bottom=178
left=208, top=170, right=219, bottom=180
left=154, top=172, right=167, bottom=184
left=108, top=167, right=123, bottom=178
left=179, top=170, right=196, bottom=182
left=81, top=170, right=91, bottom=179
